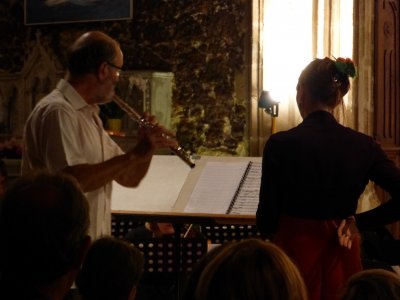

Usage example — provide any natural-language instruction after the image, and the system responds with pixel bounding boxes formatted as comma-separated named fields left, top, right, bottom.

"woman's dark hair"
left=298, top=57, right=351, bottom=108
left=76, top=236, right=144, bottom=300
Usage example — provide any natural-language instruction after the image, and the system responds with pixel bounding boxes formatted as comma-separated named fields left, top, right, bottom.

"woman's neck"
left=302, top=102, right=333, bottom=119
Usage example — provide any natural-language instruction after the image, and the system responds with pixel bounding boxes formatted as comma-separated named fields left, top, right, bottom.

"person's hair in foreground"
left=76, top=236, right=145, bottom=300
left=0, top=171, right=90, bottom=296
left=190, top=238, right=308, bottom=300
left=340, top=268, right=400, bottom=300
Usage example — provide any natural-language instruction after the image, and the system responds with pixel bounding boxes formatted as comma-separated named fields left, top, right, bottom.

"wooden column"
left=374, top=0, right=400, bottom=237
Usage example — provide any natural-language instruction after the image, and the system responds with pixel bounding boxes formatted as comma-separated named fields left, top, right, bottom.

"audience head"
left=67, top=31, right=121, bottom=77
left=0, top=171, right=90, bottom=287
left=340, top=268, right=400, bottom=300
left=182, top=242, right=231, bottom=300
left=76, top=236, right=145, bottom=300
left=191, top=238, right=307, bottom=300
left=297, top=57, right=356, bottom=116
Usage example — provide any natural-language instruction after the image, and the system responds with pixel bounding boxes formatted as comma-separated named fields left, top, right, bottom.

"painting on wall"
left=25, top=0, right=133, bottom=25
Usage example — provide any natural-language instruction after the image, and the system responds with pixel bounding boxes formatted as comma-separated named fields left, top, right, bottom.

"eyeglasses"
left=106, top=61, right=123, bottom=76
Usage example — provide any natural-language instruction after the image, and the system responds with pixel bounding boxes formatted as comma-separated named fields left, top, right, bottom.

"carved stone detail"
left=0, top=30, right=63, bottom=137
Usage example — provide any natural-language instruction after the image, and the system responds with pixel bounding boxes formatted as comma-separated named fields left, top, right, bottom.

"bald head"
left=67, top=31, right=120, bottom=77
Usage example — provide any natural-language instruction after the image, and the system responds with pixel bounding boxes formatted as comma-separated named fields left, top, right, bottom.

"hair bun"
left=334, top=57, right=357, bottom=78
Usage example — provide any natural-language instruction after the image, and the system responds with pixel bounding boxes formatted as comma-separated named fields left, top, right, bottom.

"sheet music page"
left=229, top=161, right=261, bottom=215
left=111, top=155, right=191, bottom=212
left=183, top=161, right=249, bottom=214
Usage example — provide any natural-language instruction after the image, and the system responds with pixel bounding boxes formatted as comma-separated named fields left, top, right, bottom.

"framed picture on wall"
left=24, top=0, right=133, bottom=25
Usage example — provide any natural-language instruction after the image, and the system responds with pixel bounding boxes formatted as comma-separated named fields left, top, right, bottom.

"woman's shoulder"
left=340, top=125, right=376, bottom=144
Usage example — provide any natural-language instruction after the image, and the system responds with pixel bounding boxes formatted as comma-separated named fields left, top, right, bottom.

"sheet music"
left=111, top=155, right=191, bottom=212
left=229, top=161, right=261, bottom=215
left=183, top=161, right=250, bottom=214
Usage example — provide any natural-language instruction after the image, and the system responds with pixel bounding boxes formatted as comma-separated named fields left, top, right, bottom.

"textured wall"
left=0, top=0, right=249, bottom=156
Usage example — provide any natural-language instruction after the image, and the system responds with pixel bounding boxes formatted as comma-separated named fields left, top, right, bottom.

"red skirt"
left=272, top=215, right=362, bottom=300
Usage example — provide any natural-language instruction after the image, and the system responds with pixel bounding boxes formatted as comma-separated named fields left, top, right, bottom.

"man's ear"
left=97, top=62, right=109, bottom=81
left=296, top=84, right=304, bottom=104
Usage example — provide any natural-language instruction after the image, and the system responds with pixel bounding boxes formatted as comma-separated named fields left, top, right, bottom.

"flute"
left=113, top=95, right=195, bottom=168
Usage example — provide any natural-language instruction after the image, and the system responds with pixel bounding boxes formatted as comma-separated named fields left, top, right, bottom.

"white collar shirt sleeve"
left=22, top=79, right=124, bottom=238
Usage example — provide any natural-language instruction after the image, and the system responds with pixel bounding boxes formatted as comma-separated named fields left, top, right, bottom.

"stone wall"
left=0, top=0, right=250, bottom=156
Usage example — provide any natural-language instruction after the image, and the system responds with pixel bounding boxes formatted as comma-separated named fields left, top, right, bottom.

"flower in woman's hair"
left=334, top=57, right=357, bottom=78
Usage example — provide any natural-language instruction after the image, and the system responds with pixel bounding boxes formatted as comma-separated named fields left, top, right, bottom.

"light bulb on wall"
left=258, top=90, right=279, bottom=134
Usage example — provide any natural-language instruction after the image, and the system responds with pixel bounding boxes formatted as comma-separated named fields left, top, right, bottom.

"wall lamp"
left=258, top=90, right=279, bottom=134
